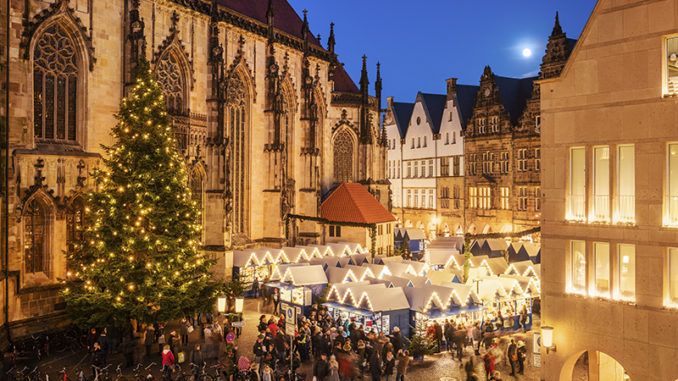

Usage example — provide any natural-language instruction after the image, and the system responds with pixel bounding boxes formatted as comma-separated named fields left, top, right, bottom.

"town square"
left=0, top=0, right=676, bottom=380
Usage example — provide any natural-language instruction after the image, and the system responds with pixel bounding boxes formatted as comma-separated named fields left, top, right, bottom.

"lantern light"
left=217, top=295, right=227, bottom=313
left=542, top=326, right=557, bottom=353
left=234, top=297, right=244, bottom=314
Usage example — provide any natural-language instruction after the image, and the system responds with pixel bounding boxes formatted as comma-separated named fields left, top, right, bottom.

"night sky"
left=288, top=0, right=597, bottom=106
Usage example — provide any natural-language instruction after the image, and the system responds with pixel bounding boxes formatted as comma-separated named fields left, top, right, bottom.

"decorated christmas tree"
left=63, top=59, right=220, bottom=327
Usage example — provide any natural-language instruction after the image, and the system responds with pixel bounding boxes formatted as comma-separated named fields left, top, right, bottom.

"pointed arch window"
left=33, top=23, right=80, bottom=142
left=24, top=199, right=49, bottom=274
left=190, top=170, right=204, bottom=225
left=334, top=129, right=354, bottom=183
left=156, top=51, right=187, bottom=115
left=66, top=197, right=85, bottom=253
left=228, top=75, right=248, bottom=235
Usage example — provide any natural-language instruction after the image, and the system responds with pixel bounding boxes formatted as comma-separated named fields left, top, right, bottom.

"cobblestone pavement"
left=11, top=298, right=546, bottom=380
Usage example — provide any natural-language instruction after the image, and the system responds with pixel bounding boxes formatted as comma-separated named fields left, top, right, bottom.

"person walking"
left=313, top=353, right=330, bottom=381
left=369, top=350, right=382, bottom=381
left=272, top=288, right=280, bottom=314
left=517, top=340, right=527, bottom=375
left=383, top=351, right=396, bottom=381
left=395, top=349, right=409, bottom=381
left=483, top=351, right=496, bottom=380
left=91, top=342, right=105, bottom=379
left=161, top=344, right=175, bottom=380
left=507, top=339, right=518, bottom=377
left=328, top=354, right=340, bottom=381
left=391, top=327, right=403, bottom=355
left=180, top=318, right=190, bottom=346
left=252, top=276, right=260, bottom=298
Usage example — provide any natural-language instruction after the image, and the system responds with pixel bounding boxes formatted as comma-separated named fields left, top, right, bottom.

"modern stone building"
left=541, top=0, right=678, bottom=379
left=0, top=0, right=387, bottom=339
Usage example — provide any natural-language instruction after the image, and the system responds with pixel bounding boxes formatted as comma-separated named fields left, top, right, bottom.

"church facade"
left=0, top=0, right=387, bottom=339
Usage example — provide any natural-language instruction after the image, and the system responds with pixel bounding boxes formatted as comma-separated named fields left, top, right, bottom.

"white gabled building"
left=384, top=79, right=477, bottom=239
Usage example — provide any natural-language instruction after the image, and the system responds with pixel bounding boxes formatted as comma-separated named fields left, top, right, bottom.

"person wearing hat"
left=313, top=353, right=330, bottom=381
left=517, top=340, right=527, bottom=375
left=391, top=326, right=403, bottom=355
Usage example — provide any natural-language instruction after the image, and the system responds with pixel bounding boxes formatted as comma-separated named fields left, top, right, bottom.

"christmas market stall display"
left=233, top=249, right=290, bottom=295
left=309, top=256, right=342, bottom=270
left=427, top=236, right=464, bottom=252
left=371, top=255, right=386, bottom=265
left=348, top=253, right=368, bottom=266
left=274, top=265, right=329, bottom=316
left=469, top=239, right=487, bottom=256
left=425, top=249, right=462, bottom=270
left=269, top=263, right=310, bottom=281
left=494, top=275, right=540, bottom=330
left=326, top=282, right=382, bottom=307
left=507, top=242, right=541, bottom=264
left=282, top=246, right=314, bottom=263
left=394, top=228, right=428, bottom=254
left=404, top=284, right=483, bottom=334
left=477, top=257, right=510, bottom=277
left=383, top=262, right=419, bottom=278
left=327, top=266, right=360, bottom=284
left=326, top=243, right=354, bottom=257
left=478, top=239, right=509, bottom=258
left=401, top=259, right=429, bottom=276
left=324, top=284, right=412, bottom=337
left=339, top=241, right=368, bottom=255
left=306, top=245, right=337, bottom=258
left=473, top=277, right=521, bottom=331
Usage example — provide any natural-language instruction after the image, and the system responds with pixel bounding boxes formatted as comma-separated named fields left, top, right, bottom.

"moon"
left=522, top=48, right=532, bottom=58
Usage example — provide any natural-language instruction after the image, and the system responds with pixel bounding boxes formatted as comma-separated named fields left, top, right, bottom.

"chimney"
left=446, top=78, right=458, bottom=101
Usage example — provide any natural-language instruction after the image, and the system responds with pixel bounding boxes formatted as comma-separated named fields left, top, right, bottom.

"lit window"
left=570, top=240, right=586, bottom=293
left=616, top=145, right=635, bottom=223
left=535, top=187, right=541, bottom=211
left=568, top=147, right=586, bottom=221
left=668, top=248, right=678, bottom=305
left=452, top=131, right=456, bottom=144
left=518, top=187, right=527, bottom=211
left=617, top=244, right=635, bottom=300
left=479, top=187, right=491, bottom=209
left=469, top=187, right=477, bottom=208
left=500, top=187, right=510, bottom=210
left=518, top=149, right=527, bottom=172
left=664, top=36, right=678, bottom=96
left=666, top=143, right=678, bottom=226
left=535, top=148, right=541, bottom=171
left=445, top=132, right=449, bottom=144
left=593, top=146, right=610, bottom=222
left=594, top=242, right=610, bottom=297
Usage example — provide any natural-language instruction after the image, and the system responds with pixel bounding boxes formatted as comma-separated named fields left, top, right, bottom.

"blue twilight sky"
left=287, top=0, right=597, bottom=106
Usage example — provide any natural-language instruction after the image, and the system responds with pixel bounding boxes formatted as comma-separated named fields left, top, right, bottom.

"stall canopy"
left=482, top=239, right=509, bottom=258
left=362, top=263, right=392, bottom=279
left=309, top=256, right=342, bottom=270
left=327, top=243, right=353, bottom=257
left=327, top=267, right=359, bottom=283
left=469, top=239, right=487, bottom=256
left=427, top=236, right=464, bottom=252
left=335, top=242, right=368, bottom=255
left=401, top=260, right=429, bottom=276
left=328, top=283, right=385, bottom=306
left=309, top=245, right=337, bottom=258
left=357, top=287, right=411, bottom=312
left=381, top=274, right=430, bottom=288
left=270, top=263, right=310, bottom=281
left=383, top=262, right=419, bottom=277
left=344, top=265, right=376, bottom=281
left=395, top=228, right=427, bottom=253
left=281, top=265, right=328, bottom=286
left=282, top=246, right=313, bottom=263
left=426, top=249, right=462, bottom=269
left=473, top=278, right=509, bottom=301
left=298, top=246, right=324, bottom=260
left=479, top=257, right=510, bottom=276
left=497, top=275, right=541, bottom=296
left=504, top=260, right=539, bottom=279
left=507, top=242, right=541, bottom=264
left=426, top=269, right=462, bottom=286
left=348, top=254, right=368, bottom=266
left=404, top=284, right=481, bottom=313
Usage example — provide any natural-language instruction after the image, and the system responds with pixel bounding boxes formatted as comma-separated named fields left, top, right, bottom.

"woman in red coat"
left=162, top=344, right=176, bottom=380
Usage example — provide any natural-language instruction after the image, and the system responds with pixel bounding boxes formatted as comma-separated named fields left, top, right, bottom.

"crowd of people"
left=251, top=304, right=411, bottom=381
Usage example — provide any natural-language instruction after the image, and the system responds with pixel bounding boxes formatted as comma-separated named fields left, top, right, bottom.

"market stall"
left=324, top=284, right=411, bottom=337
left=343, top=265, right=376, bottom=282
left=337, top=241, right=368, bottom=255
left=404, top=284, right=483, bottom=334
left=507, top=242, right=541, bottom=264
left=233, top=249, right=290, bottom=295
left=270, top=263, right=310, bottom=281
left=306, top=245, right=337, bottom=258
left=327, top=266, right=359, bottom=284
left=504, top=260, right=540, bottom=280
left=426, top=269, right=462, bottom=286
left=309, top=256, right=342, bottom=270
left=381, top=274, right=430, bottom=288
left=401, top=260, right=429, bottom=276
left=327, top=243, right=353, bottom=257
left=282, top=246, right=313, bottom=263
left=495, top=275, right=539, bottom=331
left=383, top=262, right=419, bottom=278
left=361, top=263, right=391, bottom=279
left=269, top=265, right=329, bottom=317
left=348, top=254, right=368, bottom=266
left=425, top=249, right=462, bottom=270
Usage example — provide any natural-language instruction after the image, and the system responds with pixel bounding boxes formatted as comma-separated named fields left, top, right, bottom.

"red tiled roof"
left=333, top=65, right=360, bottom=94
left=321, top=183, right=396, bottom=224
left=218, top=0, right=321, bottom=46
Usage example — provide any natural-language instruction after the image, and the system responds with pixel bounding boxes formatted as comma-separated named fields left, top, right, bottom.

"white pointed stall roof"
left=309, top=256, right=342, bottom=269
left=480, top=257, right=509, bottom=276
left=426, top=248, right=462, bottom=268
left=307, top=245, right=336, bottom=257
left=327, top=243, right=353, bottom=257
left=327, top=267, right=359, bottom=284
left=281, top=265, right=328, bottom=286
left=357, top=286, right=411, bottom=312
left=473, top=278, right=509, bottom=301
left=297, top=246, right=324, bottom=259
left=498, top=275, right=541, bottom=296
left=326, top=281, right=372, bottom=302
left=401, top=260, right=429, bottom=276
left=337, top=241, right=368, bottom=255
left=282, top=246, right=311, bottom=262
left=505, top=260, right=538, bottom=278
left=381, top=274, right=430, bottom=288
left=348, top=254, right=368, bottom=266
left=343, top=265, right=376, bottom=281
left=270, top=263, right=310, bottom=281
left=362, top=263, right=392, bottom=279
left=383, top=262, right=418, bottom=277
left=403, top=283, right=480, bottom=313
left=426, top=269, right=459, bottom=285
left=232, top=249, right=260, bottom=267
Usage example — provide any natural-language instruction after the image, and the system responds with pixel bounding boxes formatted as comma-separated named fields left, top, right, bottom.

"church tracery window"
left=66, top=196, right=85, bottom=253
left=228, top=75, right=248, bottom=235
left=156, top=51, right=186, bottom=115
left=33, top=23, right=80, bottom=142
left=333, top=129, right=354, bottom=183
left=24, top=198, right=49, bottom=274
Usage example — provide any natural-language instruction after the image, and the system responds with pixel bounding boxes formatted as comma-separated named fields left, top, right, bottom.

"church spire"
left=551, top=11, right=563, bottom=36
left=301, top=9, right=310, bottom=53
left=266, top=0, right=275, bottom=41
left=360, top=55, right=369, bottom=94
left=375, top=61, right=383, bottom=112
left=327, top=22, right=336, bottom=54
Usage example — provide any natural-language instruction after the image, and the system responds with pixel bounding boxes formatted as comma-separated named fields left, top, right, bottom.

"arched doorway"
left=562, top=350, right=630, bottom=381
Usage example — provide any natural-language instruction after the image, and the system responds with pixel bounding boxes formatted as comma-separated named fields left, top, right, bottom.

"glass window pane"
left=617, top=145, right=635, bottom=223
left=571, top=240, right=586, bottom=292
left=570, top=147, right=586, bottom=220
left=594, top=146, right=610, bottom=221
left=667, top=37, right=678, bottom=94
left=670, top=248, right=678, bottom=303
left=594, top=242, right=610, bottom=296
left=668, top=144, right=678, bottom=226
left=618, top=244, right=635, bottom=299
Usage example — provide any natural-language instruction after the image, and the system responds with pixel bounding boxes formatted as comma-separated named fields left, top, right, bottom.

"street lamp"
left=234, top=296, right=244, bottom=314
left=217, top=295, right=227, bottom=314
left=542, top=326, right=557, bottom=353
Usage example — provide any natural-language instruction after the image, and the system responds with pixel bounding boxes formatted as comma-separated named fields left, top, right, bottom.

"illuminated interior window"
left=665, top=36, right=678, bottom=96
left=666, top=143, right=678, bottom=226
left=593, top=146, right=610, bottom=222
left=570, top=240, right=586, bottom=293
left=569, top=147, right=586, bottom=221
left=616, top=145, right=635, bottom=224
left=500, top=187, right=510, bottom=210
left=617, top=244, right=635, bottom=300
left=594, top=242, right=610, bottom=297
left=469, top=187, right=477, bottom=209
left=668, top=248, right=678, bottom=304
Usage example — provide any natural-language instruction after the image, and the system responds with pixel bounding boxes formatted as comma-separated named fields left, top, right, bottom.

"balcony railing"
left=592, top=195, right=610, bottom=222
left=615, top=195, right=635, bottom=224
left=568, top=195, right=586, bottom=221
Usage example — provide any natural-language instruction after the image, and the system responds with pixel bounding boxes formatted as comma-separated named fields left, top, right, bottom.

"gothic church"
left=0, top=0, right=387, bottom=337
